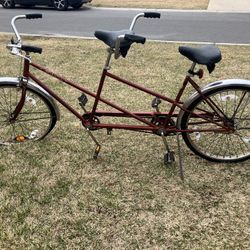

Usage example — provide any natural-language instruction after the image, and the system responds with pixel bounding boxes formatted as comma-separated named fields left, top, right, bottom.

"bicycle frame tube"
left=105, top=72, right=230, bottom=130
left=13, top=57, right=231, bottom=134
left=28, top=63, right=157, bottom=130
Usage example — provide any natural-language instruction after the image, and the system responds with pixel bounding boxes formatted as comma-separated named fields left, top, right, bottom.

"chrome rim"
left=186, top=88, right=250, bottom=161
left=2, top=0, right=13, bottom=7
left=54, top=0, right=66, bottom=9
left=0, top=86, right=53, bottom=144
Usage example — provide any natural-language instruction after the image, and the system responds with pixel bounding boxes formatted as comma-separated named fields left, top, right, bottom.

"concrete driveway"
left=208, top=0, right=250, bottom=12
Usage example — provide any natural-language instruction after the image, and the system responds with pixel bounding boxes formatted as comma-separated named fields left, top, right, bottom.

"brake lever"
left=7, top=43, right=31, bottom=62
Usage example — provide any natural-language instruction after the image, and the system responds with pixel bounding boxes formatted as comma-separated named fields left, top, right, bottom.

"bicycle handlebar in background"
left=129, top=12, right=161, bottom=31
left=144, top=12, right=161, bottom=18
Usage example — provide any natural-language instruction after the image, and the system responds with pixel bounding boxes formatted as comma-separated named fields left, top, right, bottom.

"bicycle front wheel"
left=0, top=83, right=57, bottom=145
left=181, top=85, right=250, bottom=162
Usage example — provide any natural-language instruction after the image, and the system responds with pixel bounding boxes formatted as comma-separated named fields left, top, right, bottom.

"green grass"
left=0, top=34, right=250, bottom=249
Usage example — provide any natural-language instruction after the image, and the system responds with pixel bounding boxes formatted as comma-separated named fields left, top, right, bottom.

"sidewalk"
left=208, top=0, right=250, bottom=12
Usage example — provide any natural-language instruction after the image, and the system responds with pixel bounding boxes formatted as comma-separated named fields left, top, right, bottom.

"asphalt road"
left=0, top=6, right=250, bottom=44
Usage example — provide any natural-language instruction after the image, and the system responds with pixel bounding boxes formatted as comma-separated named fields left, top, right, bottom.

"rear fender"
left=177, top=79, right=250, bottom=128
left=0, top=77, right=60, bottom=120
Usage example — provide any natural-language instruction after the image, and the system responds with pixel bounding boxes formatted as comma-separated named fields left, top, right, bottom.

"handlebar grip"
left=124, top=34, right=146, bottom=44
left=25, top=14, right=42, bottom=19
left=144, top=12, right=161, bottom=18
left=21, top=45, right=43, bottom=54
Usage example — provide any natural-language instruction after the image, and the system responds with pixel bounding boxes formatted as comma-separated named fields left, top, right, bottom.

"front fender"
left=0, top=77, right=60, bottom=120
left=177, top=79, right=250, bottom=128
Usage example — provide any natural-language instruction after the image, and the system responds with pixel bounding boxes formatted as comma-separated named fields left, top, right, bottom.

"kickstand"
left=176, top=133, right=184, bottom=181
left=86, top=128, right=101, bottom=159
left=161, top=131, right=185, bottom=181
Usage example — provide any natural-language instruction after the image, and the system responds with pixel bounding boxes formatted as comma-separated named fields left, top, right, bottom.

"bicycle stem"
left=114, top=35, right=124, bottom=59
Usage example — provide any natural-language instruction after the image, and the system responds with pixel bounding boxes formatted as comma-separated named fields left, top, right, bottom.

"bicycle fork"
left=9, top=77, right=28, bottom=123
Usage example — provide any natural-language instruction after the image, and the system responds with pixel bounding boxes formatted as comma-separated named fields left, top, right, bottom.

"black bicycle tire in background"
left=0, top=82, right=57, bottom=144
left=181, top=85, right=250, bottom=162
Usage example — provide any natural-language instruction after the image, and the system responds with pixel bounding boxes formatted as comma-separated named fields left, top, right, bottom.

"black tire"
left=0, top=83, right=57, bottom=144
left=181, top=85, right=250, bottom=162
left=53, top=0, right=68, bottom=10
left=2, top=0, right=15, bottom=8
left=71, top=3, right=83, bottom=9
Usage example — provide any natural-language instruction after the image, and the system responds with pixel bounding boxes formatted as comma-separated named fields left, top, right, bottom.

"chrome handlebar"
left=7, top=14, right=43, bottom=57
left=114, top=12, right=161, bottom=59
left=130, top=12, right=161, bottom=31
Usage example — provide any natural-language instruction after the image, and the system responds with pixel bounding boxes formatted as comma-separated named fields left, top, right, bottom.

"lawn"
left=0, top=34, right=249, bottom=249
left=91, top=0, right=209, bottom=9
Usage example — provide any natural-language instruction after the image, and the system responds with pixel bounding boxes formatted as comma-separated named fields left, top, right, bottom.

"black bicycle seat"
left=179, top=45, right=222, bottom=73
left=95, top=29, right=135, bottom=57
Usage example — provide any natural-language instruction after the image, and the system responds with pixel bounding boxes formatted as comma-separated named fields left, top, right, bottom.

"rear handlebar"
left=114, top=12, right=160, bottom=59
left=129, top=12, right=161, bottom=31
left=144, top=12, right=161, bottom=18
left=124, top=34, right=146, bottom=44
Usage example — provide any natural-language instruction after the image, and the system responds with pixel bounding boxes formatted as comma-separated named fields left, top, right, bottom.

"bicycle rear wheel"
left=0, top=83, right=57, bottom=144
left=181, top=85, right=250, bottom=162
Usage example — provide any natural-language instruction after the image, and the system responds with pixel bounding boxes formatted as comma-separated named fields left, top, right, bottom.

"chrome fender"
left=177, top=79, right=250, bottom=128
left=0, top=77, right=60, bottom=120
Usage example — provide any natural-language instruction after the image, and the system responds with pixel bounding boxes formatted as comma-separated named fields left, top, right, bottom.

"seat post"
left=190, top=62, right=196, bottom=71
left=187, top=62, right=196, bottom=76
left=104, top=48, right=114, bottom=70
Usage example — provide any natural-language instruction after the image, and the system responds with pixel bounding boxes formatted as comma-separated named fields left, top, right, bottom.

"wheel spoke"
left=182, top=86, right=250, bottom=162
left=0, top=84, right=56, bottom=143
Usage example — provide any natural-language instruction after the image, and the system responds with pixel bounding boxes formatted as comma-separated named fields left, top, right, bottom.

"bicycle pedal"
left=107, top=128, right=112, bottom=135
left=78, top=93, right=88, bottom=107
left=93, top=145, right=101, bottom=160
left=164, top=151, right=175, bottom=165
left=151, top=97, right=161, bottom=108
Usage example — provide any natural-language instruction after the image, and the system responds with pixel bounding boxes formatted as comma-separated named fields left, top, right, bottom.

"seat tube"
left=164, top=63, right=196, bottom=126
left=90, top=49, right=112, bottom=119
left=90, top=68, right=107, bottom=118
left=163, top=75, right=190, bottom=127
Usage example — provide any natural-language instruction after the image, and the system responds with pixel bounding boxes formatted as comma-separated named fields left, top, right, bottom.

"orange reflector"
left=15, top=135, right=26, bottom=142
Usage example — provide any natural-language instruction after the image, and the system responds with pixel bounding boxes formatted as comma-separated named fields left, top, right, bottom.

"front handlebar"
left=25, top=14, right=43, bottom=19
left=11, top=13, right=42, bottom=43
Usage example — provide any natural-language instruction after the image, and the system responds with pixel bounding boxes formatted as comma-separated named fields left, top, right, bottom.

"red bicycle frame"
left=14, top=53, right=230, bottom=137
left=7, top=13, right=249, bottom=182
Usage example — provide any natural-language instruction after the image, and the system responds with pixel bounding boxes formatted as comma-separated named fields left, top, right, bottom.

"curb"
left=1, top=32, right=250, bottom=47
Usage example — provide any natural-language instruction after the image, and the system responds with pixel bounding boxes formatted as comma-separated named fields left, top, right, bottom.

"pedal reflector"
left=15, top=135, right=26, bottom=142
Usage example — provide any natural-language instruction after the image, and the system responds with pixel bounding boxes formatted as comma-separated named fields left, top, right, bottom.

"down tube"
left=28, top=72, right=85, bottom=121
left=28, top=70, right=156, bottom=128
